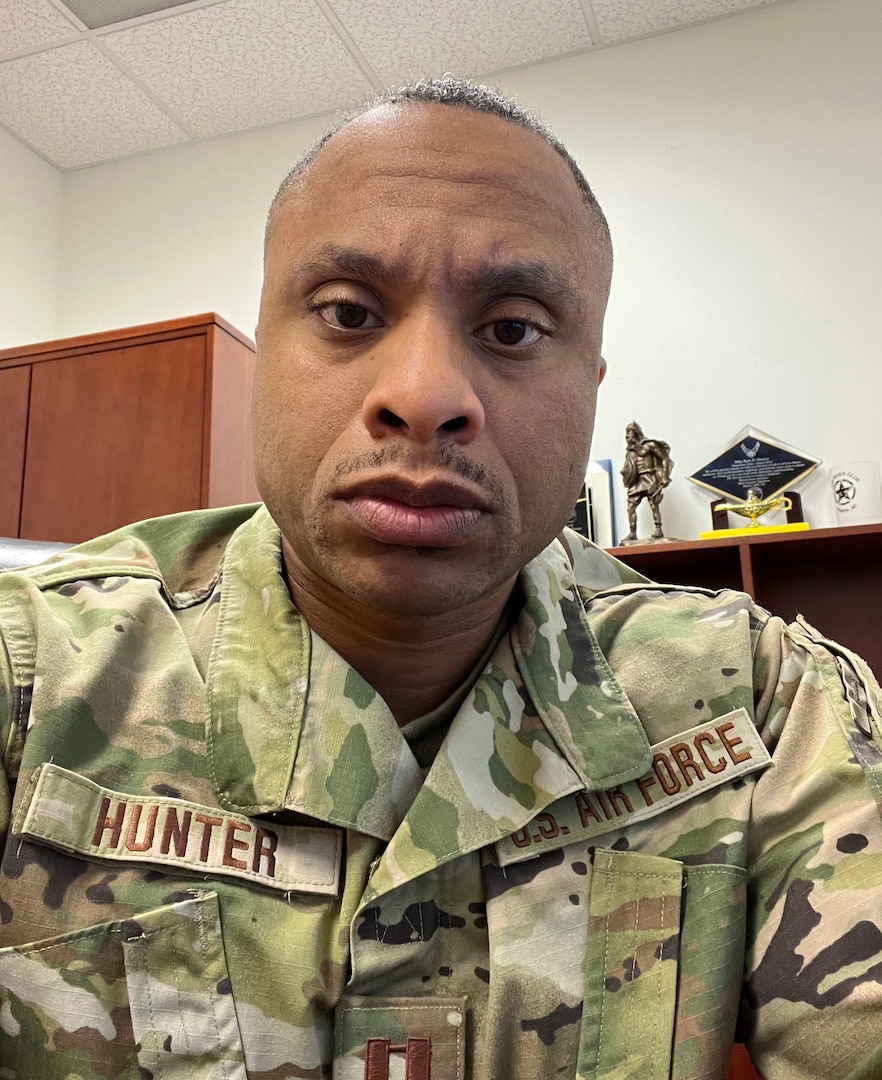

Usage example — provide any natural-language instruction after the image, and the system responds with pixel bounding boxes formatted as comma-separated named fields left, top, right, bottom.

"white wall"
left=56, top=112, right=330, bottom=342
left=497, top=0, right=882, bottom=538
left=51, top=0, right=881, bottom=539
left=0, top=128, right=62, bottom=348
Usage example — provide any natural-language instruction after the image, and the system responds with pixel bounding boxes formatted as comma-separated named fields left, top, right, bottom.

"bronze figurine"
left=620, top=421, right=673, bottom=544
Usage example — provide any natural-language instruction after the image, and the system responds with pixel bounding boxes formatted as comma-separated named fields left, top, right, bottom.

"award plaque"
left=688, top=426, right=820, bottom=538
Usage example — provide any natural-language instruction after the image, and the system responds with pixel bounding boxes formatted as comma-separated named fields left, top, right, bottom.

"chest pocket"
left=577, top=849, right=746, bottom=1080
left=0, top=891, right=247, bottom=1079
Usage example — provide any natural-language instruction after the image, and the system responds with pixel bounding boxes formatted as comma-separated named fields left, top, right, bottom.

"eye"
left=310, top=299, right=382, bottom=330
left=493, top=320, right=542, bottom=346
left=476, top=318, right=548, bottom=349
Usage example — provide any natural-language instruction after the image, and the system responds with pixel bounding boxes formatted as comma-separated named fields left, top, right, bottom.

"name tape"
left=496, top=709, right=771, bottom=866
left=20, top=763, right=342, bottom=896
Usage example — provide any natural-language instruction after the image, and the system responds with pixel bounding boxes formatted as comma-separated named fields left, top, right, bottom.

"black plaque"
left=688, top=426, right=820, bottom=502
left=569, top=483, right=594, bottom=539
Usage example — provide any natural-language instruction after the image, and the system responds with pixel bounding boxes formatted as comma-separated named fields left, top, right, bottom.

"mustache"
left=333, top=444, right=505, bottom=504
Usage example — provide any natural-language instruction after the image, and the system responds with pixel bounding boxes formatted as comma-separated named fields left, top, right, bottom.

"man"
left=1, top=78, right=881, bottom=1080
left=620, top=421, right=673, bottom=541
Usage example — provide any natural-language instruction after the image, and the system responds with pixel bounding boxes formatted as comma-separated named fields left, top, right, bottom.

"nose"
left=361, top=317, right=485, bottom=446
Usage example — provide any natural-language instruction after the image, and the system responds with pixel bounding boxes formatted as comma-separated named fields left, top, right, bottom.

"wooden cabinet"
left=0, top=366, right=31, bottom=537
left=0, top=314, right=260, bottom=543
left=613, top=525, right=882, bottom=1080
left=611, top=523, right=882, bottom=674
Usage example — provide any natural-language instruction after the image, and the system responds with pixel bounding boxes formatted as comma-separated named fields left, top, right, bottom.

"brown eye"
left=475, top=315, right=547, bottom=351
left=333, top=303, right=368, bottom=328
left=312, top=300, right=382, bottom=330
left=494, top=320, right=528, bottom=345
left=491, top=320, right=545, bottom=347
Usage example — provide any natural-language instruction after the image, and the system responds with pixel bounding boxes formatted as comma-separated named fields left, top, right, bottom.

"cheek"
left=501, top=374, right=596, bottom=505
left=252, top=356, right=360, bottom=502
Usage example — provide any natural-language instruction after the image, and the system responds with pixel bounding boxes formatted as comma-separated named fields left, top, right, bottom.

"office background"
left=2, top=0, right=878, bottom=541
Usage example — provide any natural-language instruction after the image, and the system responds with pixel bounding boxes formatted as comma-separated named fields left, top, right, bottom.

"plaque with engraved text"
left=688, top=426, right=820, bottom=502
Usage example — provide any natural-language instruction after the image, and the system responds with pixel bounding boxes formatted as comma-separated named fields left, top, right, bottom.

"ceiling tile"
left=102, top=0, right=375, bottom=138
left=0, top=40, right=189, bottom=167
left=590, top=0, right=774, bottom=42
left=0, top=0, right=78, bottom=54
left=333, top=0, right=594, bottom=84
left=62, top=0, right=199, bottom=31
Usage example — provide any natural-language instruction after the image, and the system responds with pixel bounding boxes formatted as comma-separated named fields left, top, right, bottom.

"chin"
left=337, top=553, right=513, bottom=618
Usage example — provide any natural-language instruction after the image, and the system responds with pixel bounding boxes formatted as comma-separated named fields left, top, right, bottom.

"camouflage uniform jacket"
left=1, top=504, right=881, bottom=1080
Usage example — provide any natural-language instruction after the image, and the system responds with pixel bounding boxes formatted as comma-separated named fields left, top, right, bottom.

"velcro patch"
left=18, top=763, right=342, bottom=896
left=496, top=708, right=771, bottom=866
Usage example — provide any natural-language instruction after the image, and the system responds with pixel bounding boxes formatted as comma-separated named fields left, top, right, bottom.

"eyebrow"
left=468, top=262, right=586, bottom=314
left=294, top=244, right=408, bottom=289
left=291, top=243, right=587, bottom=313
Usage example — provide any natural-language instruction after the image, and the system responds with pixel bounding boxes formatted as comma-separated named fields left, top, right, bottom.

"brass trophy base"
left=618, top=536, right=680, bottom=546
left=699, top=522, right=810, bottom=540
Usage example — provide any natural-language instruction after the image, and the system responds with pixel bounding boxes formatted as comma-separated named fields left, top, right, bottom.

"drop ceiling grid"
left=63, top=0, right=209, bottom=30
left=0, top=37, right=190, bottom=166
left=102, top=0, right=375, bottom=137
left=590, top=0, right=775, bottom=41
left=328, top=0, right=594, bottom=85
left=0, top=0, right=78, bottom=52
left=0, top=0, right=805, bottom=169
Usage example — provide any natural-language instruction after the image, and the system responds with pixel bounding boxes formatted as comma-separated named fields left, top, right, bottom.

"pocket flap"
left=121, top=891, right=247, bottom=1077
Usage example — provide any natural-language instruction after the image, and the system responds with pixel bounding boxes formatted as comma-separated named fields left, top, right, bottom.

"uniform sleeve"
left=743, top=615, right=882, bottom=1076
left=0, top=620, right=17, bottom=844
left=0, top=577, right=34, bottom=847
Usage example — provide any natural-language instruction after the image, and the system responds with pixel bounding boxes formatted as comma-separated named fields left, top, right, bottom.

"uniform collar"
left=207, top=510, right=650, bottom=842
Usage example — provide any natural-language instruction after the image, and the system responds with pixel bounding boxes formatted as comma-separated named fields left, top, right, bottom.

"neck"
left=281, top=546, right=518, bottom=725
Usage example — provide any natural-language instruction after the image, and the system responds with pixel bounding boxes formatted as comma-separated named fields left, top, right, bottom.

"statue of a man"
left=620, top=421, right=673, bottom=542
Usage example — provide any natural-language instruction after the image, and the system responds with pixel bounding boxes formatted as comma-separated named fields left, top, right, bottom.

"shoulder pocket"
left=577, top=849, right=745, bottom=1080
left=787, top=617, right=882, bottom=817
left=795, top=617, right=880, bottom=732
left=0, top=891, right=246, bottom=1079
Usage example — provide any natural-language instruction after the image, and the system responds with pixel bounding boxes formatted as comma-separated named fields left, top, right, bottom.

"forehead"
left=266, top=103, right=606, bottom=294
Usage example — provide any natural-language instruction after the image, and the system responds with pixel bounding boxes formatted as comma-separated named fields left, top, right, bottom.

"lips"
left=336, top=474, right=493, bottom=547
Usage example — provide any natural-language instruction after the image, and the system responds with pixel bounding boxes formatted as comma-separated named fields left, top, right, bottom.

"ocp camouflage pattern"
left=1, top=504, right=881, bottom=1078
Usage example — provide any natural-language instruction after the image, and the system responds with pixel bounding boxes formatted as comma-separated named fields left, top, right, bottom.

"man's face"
left=253, top=103, right=610, bottom=617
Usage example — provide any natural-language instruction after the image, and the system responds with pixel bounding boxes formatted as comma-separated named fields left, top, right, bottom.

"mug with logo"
left=830, top=461, right=882, bottom=526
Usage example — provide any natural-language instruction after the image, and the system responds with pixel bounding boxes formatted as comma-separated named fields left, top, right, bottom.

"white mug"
left=830, top=461, right=882, bottom=526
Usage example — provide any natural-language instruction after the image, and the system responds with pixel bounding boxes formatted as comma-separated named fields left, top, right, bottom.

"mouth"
left=336, top=474, right=493, bottom=547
